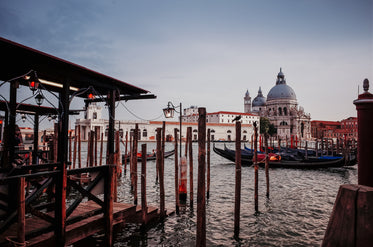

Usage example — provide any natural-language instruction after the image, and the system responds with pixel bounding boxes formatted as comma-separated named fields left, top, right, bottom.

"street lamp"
left=163, top=101, right=182, bottom=157
left=35, top=92, right=44, bottom=106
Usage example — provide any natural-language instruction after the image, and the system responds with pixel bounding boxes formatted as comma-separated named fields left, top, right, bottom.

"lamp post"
left=163, top=101, right=182, bottom=157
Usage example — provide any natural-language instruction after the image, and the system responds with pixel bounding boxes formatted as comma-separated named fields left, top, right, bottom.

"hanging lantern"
left=163, top=102, right=175, bottom=118
left=88, top=93, right=95, bottom=99
left=28, top=71, right=39, bottom=91
left=35, top=92, right=44, bottom=106
left=21, top=114, right=26, bottom=122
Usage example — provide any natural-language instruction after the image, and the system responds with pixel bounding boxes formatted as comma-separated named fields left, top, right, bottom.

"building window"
left=143, top=129, right=147, bottom=137
left=93, top=112, right=97, bottom=119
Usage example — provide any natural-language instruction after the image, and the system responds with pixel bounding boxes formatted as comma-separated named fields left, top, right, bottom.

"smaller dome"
left=245, top=89, right=250, bottom=97
left=252, top=87, right=266, bottom=107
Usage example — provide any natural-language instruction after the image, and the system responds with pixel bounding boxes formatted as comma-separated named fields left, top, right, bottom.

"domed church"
left=244, top=68, right=311, bottom=140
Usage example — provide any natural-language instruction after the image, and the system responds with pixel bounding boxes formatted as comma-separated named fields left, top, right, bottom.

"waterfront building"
left=244, top=68, right=312, bottom=140
left=311, top=120, right=340, bottom=139
left=75, top=104, right=259, bottom=142
left=312, top=117, right=358, bottom=141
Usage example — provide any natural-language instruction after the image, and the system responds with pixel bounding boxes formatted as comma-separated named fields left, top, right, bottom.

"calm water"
left=77, top=142, right=357, bottom=246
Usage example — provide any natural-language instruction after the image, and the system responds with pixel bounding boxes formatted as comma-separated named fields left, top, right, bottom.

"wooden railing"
left=0, top=163, right=115, bottom=246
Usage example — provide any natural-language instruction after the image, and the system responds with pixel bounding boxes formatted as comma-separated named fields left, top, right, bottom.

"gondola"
left=122, top=149, right=175, bottom=162
left=213, top=145, right=354, bottom=169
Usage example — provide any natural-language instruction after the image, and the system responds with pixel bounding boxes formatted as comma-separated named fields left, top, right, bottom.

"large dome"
left=267, top=68, right=297, bottom=101
left=252, top=87, right=266, bottom=106
left=267, top=84, right=296, bottom=101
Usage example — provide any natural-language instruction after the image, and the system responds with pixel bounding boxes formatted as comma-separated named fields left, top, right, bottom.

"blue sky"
left=1, top=0, right=372, bottom=127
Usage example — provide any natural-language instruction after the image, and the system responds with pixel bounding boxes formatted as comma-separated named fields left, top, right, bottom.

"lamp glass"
left=163, top=107, right=175, bottom=118
left=35, top=93, right=44, bottom=106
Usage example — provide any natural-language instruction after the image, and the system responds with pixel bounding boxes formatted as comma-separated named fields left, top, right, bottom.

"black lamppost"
left=163, top=101, right=182, bottom=157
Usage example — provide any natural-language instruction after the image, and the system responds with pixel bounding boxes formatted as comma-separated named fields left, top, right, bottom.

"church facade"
left=244, top=68, right=312, bottom=140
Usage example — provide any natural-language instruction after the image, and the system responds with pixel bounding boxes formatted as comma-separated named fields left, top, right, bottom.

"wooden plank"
left=322, top=184, right=358, bottom=247
left=356, top=185, right=373, bottom=247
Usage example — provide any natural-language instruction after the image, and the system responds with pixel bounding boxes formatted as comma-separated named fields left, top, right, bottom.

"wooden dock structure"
left=0, top=37, right=158, bottom=247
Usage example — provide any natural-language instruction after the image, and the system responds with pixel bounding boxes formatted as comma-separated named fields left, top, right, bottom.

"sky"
left=1, top=0, right=372, bottom=128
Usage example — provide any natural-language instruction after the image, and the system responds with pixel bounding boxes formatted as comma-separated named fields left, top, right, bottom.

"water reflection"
left=76, top=142, right=358, bottom=246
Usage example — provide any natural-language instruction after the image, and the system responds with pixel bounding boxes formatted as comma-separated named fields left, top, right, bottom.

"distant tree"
left=260, top=117, right=277, bottom=136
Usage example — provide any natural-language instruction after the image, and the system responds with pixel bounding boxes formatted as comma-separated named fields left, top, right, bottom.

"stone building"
left=245, top=68, right=312, bottom=139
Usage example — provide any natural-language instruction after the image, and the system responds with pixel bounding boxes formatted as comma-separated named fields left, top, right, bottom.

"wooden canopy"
left=0, top=37, right=153, bottom=98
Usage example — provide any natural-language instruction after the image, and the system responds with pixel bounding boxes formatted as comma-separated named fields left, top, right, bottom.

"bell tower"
left=244, top=89, right=251, bottom=113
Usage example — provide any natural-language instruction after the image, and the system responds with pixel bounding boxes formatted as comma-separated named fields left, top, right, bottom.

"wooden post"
left=141, top=144, right=147, bottom=225
left=17, top=177, right=25, bottom=245
left=188, top=127, right=194, bottom=208
left=124, top=131, right=128, bottom=174
left=73, top=126, right=77, bottom=169
left=104, top=164, right=115, bottom=247
left=160, top=123, right=166, bottom=218
left=305, top=141, right=308, bottom=160
left=234, top=121, right=241, bottom=239
left=87, top=131, right=91, bottom=167
left=69, top=131, right=72, bottom=164
left=156, top=128, right=160, bottom=183
left=265, top=134, right=269, bottom=198
left=133, top=124, right=138, bottom=205
left=316, top=140, right=319, bottom=158
left=254, top=122, right=259, bottom=212
left=78, top=125, right=81, bottom=169
left=100, top=133, right=103, bottom=166
left=196, top=107, right=206, bottom=247
left=130, top=134, right=134, bottom=189
left=174, top=128, right=179, bottom=214
left=94, top=130, right=98, bottom=167
left=207, top=128, right=211, bottom=199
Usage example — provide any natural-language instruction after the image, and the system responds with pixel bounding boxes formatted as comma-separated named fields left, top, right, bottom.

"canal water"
left=78, top=141, right=357, bottom=246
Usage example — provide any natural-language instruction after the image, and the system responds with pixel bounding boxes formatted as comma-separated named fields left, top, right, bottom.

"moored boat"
left=122, top=149, right=175, bottom=163
left=213, top=144, right=356, bottom=169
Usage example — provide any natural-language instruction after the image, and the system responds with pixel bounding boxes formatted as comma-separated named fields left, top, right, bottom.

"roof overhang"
left=0, top=37, right=155, bottom=98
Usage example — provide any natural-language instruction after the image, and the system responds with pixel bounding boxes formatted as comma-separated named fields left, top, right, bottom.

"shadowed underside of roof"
left=0, top=37, right=152, bottom=98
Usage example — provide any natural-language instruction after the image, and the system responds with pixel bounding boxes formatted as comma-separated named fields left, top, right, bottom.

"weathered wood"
left=124, top=131, right=128, bottom=174
left=78, top=125, right=81, bottom=169
left=188, top=127, right=194, bottom=208
left=69, top=131, right=72, bottom=165
left=322, top=184, right=373, bottom=247
left=73, top=126, right=77, bottom=169
left=264, top=134, right=269, bottom=198
left=207, top=128, right=211, bottom=199
left=94, top=129, right=98, bottom=167
left=104, top=165, right=115, bottom=247
left=160, top=122, right=165, bottom=218
left=197, top=107, right=206, bottom=247
left=17, top=177, right=25, bottom=244
left=100, top=133, right=103, bottom=166
left=133, top=124, right=139, bottom=205
left=254, top=122, right=258, bottom=212
left=141, top=144, right=148, bottom=224
left=174, top=128, right=179, bottom=215
left=234, top=121, right=241, bottom=239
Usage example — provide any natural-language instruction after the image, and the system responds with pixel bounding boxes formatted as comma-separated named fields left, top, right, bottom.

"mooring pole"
left=207, top=128, right=211, bottom=199
left=174, top=128, right=180, bottom=214
left=141, top=144, right=148, bottom=225
left=197, top=107, right=206, bottom=247
left=254, top=122, right=259, bottom=212
left=234, top=121, right=241, bottom=239
left=265, top=133, right=270, bottom=198
left=188, top=127, right=194, bottom=209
